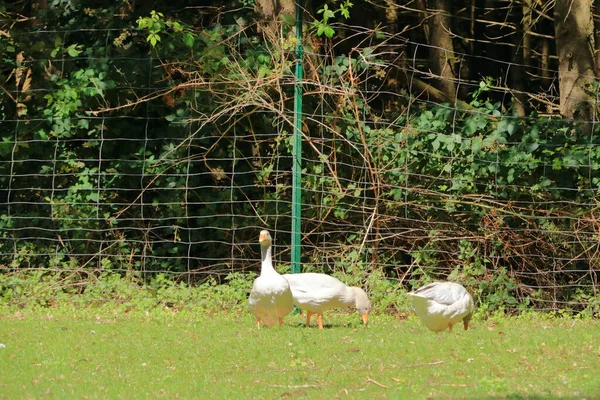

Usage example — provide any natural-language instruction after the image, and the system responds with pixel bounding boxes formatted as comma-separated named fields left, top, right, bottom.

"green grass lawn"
left=1, top=308, right=599, bottom=399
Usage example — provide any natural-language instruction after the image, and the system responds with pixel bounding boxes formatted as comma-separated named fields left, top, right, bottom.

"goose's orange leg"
left=317, top=314, right=324, bottom=329
left=278, top=317, right=284, bottom=329
left=306, top=311, right=312, bottom=327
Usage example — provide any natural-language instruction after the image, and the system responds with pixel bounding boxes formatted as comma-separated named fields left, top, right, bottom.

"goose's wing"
left=284, top=273, right=344, bottom=291
left=248, top=276, right=269, bottom=313
left=283, top=273, right=348, bottom=310
left=409, top=282, right=466, bottom=305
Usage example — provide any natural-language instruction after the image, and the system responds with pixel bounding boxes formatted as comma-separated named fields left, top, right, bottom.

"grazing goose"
left=407, top=281, right=474, bottom=332
left=282, top=272, right=371, bottom=329
left=248, top=230, right=293, bottom=328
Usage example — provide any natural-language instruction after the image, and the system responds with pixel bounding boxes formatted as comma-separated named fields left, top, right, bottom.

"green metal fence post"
left=291, top=2, right=304, bottom=275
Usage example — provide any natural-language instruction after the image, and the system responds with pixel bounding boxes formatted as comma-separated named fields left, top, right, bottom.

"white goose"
left=248, top=230, right=293, bottom=329
left=407, top=281, right=474, bottom=332
left=282, top=272, right=371, bottom=329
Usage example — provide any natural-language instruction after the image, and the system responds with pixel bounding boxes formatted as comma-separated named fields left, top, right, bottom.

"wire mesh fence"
left=1, top=17, right=599, bottom=315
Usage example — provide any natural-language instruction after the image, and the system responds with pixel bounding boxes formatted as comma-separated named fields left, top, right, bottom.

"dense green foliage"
left=1, top=2, right=599, bottom=314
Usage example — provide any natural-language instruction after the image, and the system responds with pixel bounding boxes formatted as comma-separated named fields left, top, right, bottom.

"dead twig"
left=404, top=360, right=445, bottom=368
left=270, top=384, right=320, bottom=389
left=366, top=377, right=388, bottom=389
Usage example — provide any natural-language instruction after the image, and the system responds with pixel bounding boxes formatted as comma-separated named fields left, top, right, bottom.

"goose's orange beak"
left=259, top=232, right=268, bottom=242
left=362, top=313, right=369, bottom=326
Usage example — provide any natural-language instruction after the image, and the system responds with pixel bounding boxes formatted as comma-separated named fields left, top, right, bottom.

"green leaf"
left=37, top=130, right=48, bottom=140
left=67, top=45, right=82, bottom=57
left=171, top=22, right=183, bottom=32
left=183, top=33, right=195, bottom=48
left=78, top=119, right=90, bottom=129
left=471, top=137, right=482, bottom=153
left=87, top=192, right=100, bottom=202
left=525, top=142, right=539, bottom=152
left=257, top=65, right=270, bottom=78
left=507, top=122, right=516, bottom=135
left=488, top=164, right=500, bottom=173
left=148, top=33, right=161, bottom=47
left=507, top=168, right=515, bottom=183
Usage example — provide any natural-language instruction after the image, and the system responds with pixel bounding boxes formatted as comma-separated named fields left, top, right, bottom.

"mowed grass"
left=1, top=308, right=599, bottom=399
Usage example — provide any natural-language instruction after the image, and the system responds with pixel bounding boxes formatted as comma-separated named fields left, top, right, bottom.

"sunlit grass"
left=1, top=307, right=599, bottom=398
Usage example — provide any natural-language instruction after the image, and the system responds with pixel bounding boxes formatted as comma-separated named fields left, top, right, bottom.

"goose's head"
left=259, top=230, right=272, bottom=248
left=352, top=287, right=372, bottom=326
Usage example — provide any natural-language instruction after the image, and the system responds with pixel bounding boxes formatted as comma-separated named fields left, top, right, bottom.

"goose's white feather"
left=248, top=230, right=293, bottom=328
left=282, top=272, right=371, bottom=328
left=407, top=282, right=474, bottom=332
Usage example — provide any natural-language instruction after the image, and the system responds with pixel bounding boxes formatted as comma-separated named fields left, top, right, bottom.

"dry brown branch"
left=403, top=361, right=445, bottom=368
left=366, top=377, right=388, bottom=388
left=270, top=384, right=321, bottom=389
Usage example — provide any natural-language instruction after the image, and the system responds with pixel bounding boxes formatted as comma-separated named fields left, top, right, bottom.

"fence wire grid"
left=1, top=20, right=600, bottom=315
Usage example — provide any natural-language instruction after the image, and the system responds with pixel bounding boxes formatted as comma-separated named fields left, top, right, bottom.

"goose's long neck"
left=349, top=286, right=371, bottom=310
left=342, top=286, right=360, bottom=307
left=260, top=243, right=276, bottom=274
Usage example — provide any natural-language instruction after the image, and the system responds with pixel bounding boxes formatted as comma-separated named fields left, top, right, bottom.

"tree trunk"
left=594, top=0, right=600, bottom=71
left=254, top=0, right=295, bottom=19
left=385, top=0, right=398, bottom=35
left=522, top=0, right=533, bottom=68
left=554, top=0, right=597, bottom=123
left=254, top=0, right=295, bottom=36
left=510, top=1, right=529, bottom=117
left=428, top=0, right=456, bottom=103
